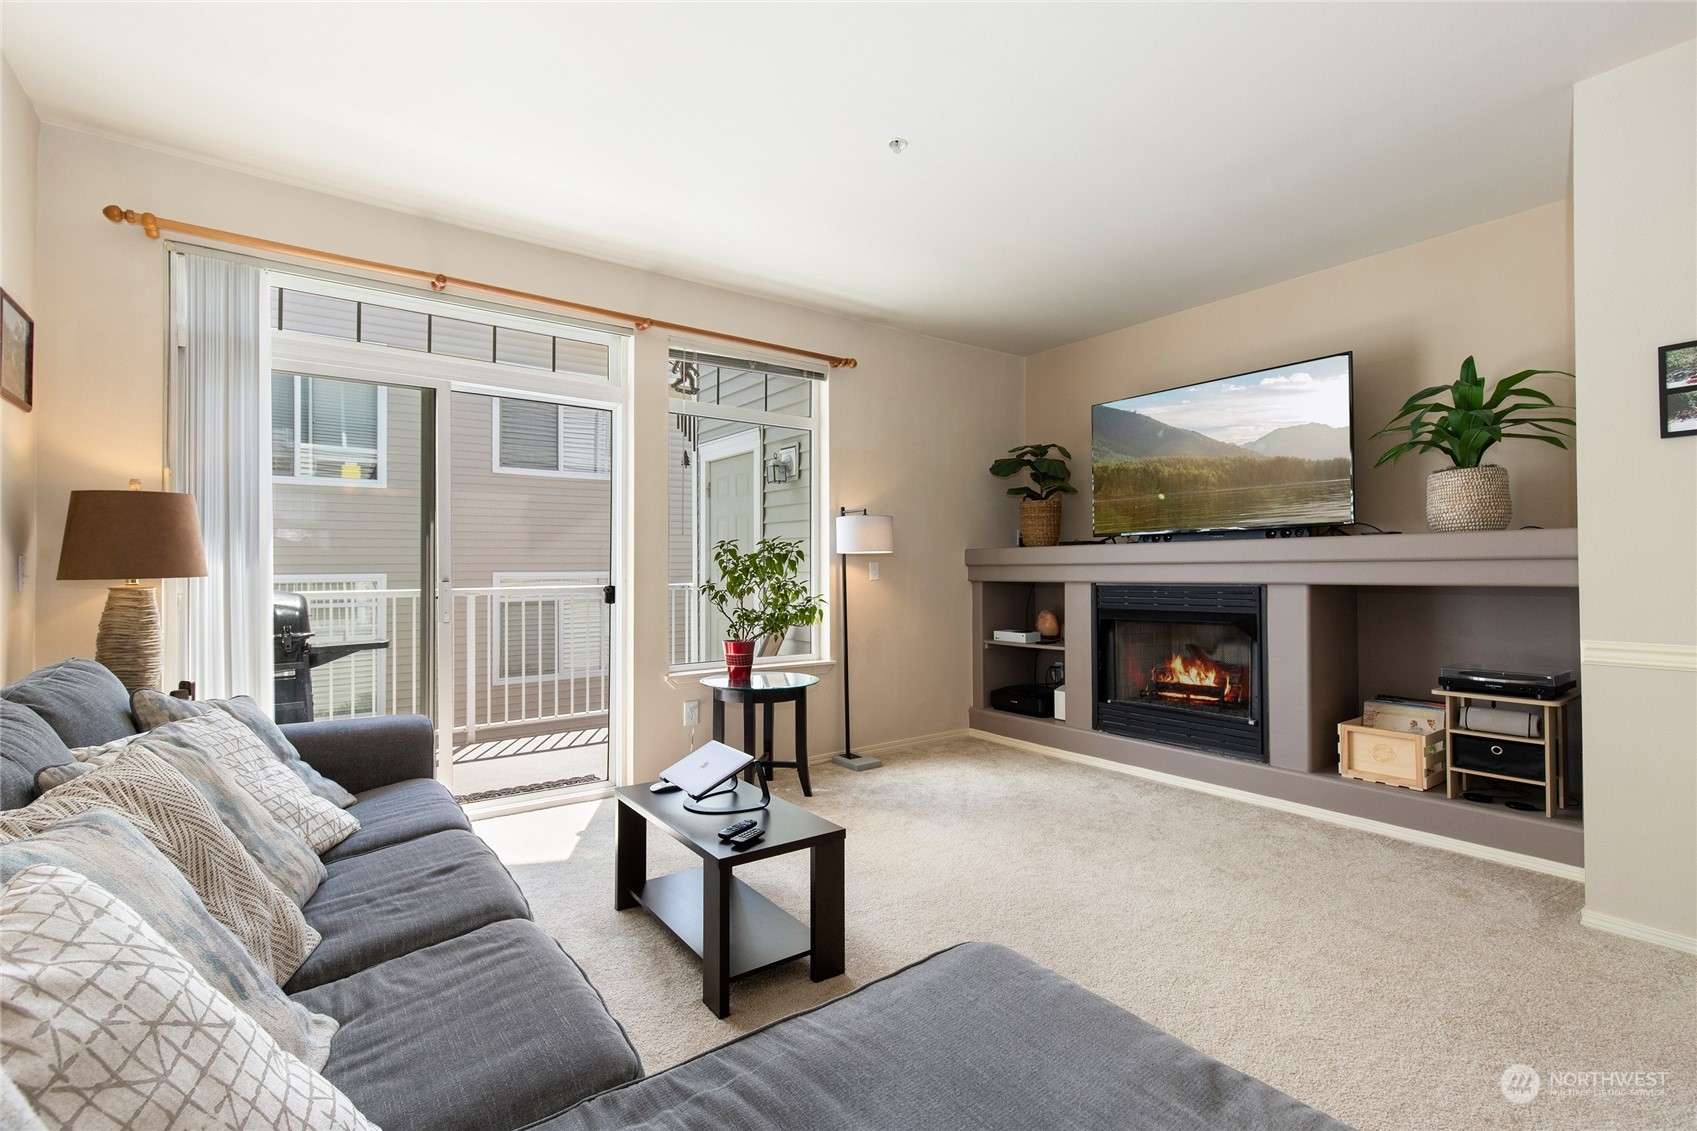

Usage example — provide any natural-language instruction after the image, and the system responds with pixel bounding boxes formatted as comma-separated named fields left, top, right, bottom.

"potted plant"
left=1372, top=356, right=1574, bottom=532
left=989, top=443, right=1076, bottom=547
left=699, top=536, right=825, bottom=679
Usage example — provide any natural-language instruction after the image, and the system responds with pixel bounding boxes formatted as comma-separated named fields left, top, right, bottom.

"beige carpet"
left=476, top=735, right=1696, bottom=1131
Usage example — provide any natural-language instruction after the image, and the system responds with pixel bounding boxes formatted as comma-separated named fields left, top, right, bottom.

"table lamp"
left=57, top=482, right=208, bottom=692
left=834, top=507, right=894, bottom=771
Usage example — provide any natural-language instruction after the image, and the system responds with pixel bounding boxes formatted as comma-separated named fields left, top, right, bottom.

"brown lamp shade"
left=58, top=490, right=209, bottom=581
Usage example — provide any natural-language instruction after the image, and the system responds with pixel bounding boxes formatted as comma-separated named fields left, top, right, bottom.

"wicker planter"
left=1019, top=496, right=1063, bottom=547
left=1425, top=465, right=1512, bottom=532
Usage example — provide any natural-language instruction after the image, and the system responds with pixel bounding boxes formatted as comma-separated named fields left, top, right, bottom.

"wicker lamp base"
left=1426, top=465, right=1512, bottom=532
left=94, top=584, right=163, bottom=692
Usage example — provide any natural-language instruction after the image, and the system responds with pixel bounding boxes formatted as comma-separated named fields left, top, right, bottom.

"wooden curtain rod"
left=102, top=205, right=857, bottom=369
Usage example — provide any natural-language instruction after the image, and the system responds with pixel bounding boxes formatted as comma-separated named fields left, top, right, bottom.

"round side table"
left=700, top=672, right=819, bottom=797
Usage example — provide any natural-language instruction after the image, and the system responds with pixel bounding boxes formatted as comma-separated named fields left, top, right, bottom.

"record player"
left=1438, top=664, right=1576, bottom=700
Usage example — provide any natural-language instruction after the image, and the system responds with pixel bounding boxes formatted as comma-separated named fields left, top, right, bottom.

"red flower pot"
left=723, top=639, right=755, bottom=681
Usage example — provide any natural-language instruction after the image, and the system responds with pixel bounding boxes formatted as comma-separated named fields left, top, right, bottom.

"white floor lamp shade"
left=835, top=509, right=894, bottom=771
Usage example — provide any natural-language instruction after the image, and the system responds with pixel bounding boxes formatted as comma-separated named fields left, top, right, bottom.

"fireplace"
left=1095, top=584, right=1266, bottom=761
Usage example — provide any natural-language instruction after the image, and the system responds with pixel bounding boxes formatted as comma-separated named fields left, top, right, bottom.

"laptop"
left=660, top=741, right=756, bottom=800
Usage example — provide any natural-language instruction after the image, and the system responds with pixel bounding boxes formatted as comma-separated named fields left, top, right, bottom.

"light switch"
left=867, top=560, right=880, bottom=581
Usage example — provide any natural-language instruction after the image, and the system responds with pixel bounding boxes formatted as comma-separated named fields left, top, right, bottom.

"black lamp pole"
left=832, top=506, right=882, bottom=771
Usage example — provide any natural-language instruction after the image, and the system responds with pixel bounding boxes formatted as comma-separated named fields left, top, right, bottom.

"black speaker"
left=990, top=683, right=1054, bottom=718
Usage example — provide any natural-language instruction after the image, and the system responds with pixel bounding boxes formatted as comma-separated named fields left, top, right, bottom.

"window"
left=273, top=373, right=386, bottom=484
left=667, top=349, right=821, bottom=669
left=495, top=399, right=611, bottom=477
left=493, top=573, right=610, bottom=683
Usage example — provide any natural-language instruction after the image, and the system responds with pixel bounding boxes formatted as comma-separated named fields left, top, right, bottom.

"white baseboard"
left=971, top=729, right=1586, bottom=883
left=1580, top=908, right=1697, bottom=955
left=812, top=728, right=970, bottom=763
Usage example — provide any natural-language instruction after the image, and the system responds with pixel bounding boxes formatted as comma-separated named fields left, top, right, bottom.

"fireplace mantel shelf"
left=965, top=527, right=1583, bottom=869
left=966, top=527, right=1577, bottom=587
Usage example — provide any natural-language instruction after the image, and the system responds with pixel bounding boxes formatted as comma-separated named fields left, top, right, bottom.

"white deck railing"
left=283, top=584, right=609, bottom=740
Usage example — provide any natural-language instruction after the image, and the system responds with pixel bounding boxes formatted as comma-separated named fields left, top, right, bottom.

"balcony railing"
left=281, top=583, right=609, bottom=742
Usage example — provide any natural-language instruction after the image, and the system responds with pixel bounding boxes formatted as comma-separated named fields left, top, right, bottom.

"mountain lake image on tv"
left=1092, top=352, right=1355, bottom=538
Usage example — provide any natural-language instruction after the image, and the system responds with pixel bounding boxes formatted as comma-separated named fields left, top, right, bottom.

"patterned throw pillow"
left=2, top=1064, right=49, bottom=1131
left=135, top=713, right=359, bottom=855
left=76, top=729, right=326, bottom=907
left=1, top=865, right=376, bottom=1130
left=0, top=811, right=337, bottom=1069
left=0, top=745, right=320, bottom=985
left=132, top=688, right=358, bottom=808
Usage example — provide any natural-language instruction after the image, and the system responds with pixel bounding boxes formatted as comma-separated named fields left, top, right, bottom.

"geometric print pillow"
left=0, top=865, right=379, bottom=1131
left=0, top=745, right=321, bottom=986
left=135, top=712, right=359, bottom=856
left=130, top=689, right=358, bottom=808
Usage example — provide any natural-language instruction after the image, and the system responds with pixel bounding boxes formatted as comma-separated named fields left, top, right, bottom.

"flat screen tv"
left=1091, top=351, right=1355, bottom=539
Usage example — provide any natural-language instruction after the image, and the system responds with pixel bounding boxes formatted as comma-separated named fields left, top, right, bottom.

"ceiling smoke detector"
left=888, top=137, right=908, bottom=155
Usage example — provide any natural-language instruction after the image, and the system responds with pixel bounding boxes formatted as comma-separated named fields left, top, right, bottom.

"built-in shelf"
left=967, top=529, right=1583, bottom=868
left=982, top=639, right=1066, bottom=652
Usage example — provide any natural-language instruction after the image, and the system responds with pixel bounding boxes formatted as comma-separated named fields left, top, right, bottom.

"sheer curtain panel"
left=167, top=251, right=273, bottom=706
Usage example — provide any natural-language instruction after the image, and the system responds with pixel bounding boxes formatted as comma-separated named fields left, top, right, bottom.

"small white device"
left=660, top=740, right=756, bottom=800
left=993, top=630, right=1042, bottom=643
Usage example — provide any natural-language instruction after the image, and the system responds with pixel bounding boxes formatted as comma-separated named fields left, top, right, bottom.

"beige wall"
left=0, top=56, right=39, bottom=681
left=1573, top=41, right=1697, bottom=947
left=1025, top=203, right=1576, bottom=541
left=27, top=126, right=1024, bottom=781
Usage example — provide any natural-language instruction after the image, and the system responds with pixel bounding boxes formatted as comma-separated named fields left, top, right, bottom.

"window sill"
left=665, top=658, right=836, bottom=689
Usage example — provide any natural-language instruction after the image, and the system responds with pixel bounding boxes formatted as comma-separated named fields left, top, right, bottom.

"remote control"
left=727, top=826, right=765, bottom=849
left=717, top=819, right=757, bottom=841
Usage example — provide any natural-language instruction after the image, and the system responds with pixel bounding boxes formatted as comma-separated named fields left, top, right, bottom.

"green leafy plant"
left=989, top=443, right=1077, bottom=500
left=699, top=537, right=825, bottom=644
left=1372, top=356, right=1575, bottom=469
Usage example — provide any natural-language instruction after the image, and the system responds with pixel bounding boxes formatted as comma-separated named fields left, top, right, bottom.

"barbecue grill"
left=273, top=593, right=391, bottom=724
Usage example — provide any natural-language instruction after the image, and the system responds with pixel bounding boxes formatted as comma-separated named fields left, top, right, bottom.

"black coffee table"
left=614, top=781, right=845, bottom=1017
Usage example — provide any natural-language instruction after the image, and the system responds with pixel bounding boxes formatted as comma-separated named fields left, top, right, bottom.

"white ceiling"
left=3, top=3, right=1693, bottom=356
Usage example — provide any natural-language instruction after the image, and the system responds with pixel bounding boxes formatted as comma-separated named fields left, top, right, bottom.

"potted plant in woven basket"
left=1372, top=356, right=1574, bottom=532
left=699, top=537, right=825, bottom=680
left=989, top=443, right=1076, bottom=547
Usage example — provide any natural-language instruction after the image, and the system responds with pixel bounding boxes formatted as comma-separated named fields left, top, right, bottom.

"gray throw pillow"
left=0, top=700, right=80, bottom=810
left=131, top=688, right=358, bottom=808
left=0, top=811, right=338, bottom=1069
left=77, top=728, right=327, bottom=908
left=0, top=745, right=321, bottom=985
left=0, top=658, right=138, bottom=748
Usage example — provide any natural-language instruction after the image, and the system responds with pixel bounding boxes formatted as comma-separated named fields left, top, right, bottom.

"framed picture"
left=1, top=289, right=33, bottom=412
left=1661, top=340, right=1697, bottom=438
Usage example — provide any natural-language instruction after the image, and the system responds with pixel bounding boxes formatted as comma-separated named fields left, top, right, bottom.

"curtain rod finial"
left=102, top=205, right=160, bottom=238
left=832, top=357, right=858, bottom=369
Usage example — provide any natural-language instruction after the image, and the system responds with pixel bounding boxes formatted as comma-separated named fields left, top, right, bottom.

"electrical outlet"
left=867, top=560, right=880, bottom=581
left=683, top=700, right=700, bottom=726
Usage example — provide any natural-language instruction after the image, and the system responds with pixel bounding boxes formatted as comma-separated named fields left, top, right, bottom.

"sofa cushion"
left=131, top=688, right=358, bottom=807
left=0, top=658, right=137, bottom=749
left=528, top=941, right=1350, bottom=1131
left=321, top=778, right=473, bottom=863
left=0, top=745, right=321, bottom=986
left=0, top=810, right=338, bottom=1069
left=2, top=865, right=375, bottom=1130
left=286, top=829, right=532, bottom=992
left=79, top=726, right=327, bottom=907
left=294, top=919, right=641, bottom=1131
left=0, top=700, right=77, bottom=810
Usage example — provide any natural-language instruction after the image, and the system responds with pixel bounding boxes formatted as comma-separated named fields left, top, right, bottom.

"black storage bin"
left=1452, top=733, right=1545, bottom=782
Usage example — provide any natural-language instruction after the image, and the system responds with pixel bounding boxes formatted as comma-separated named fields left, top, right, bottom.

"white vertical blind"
left=168, top=252, right=274, bottom=706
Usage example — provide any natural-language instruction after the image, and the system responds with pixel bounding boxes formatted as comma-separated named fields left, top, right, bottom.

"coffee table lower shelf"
left=632, top=869, right=812, bottom=979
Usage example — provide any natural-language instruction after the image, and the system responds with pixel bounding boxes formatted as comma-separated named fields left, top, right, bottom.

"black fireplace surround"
left=1094, top=584, right=1267, bottom=762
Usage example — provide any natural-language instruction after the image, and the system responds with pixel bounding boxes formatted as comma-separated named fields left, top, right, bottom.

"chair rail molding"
left=1579, top=640, right=1697, bottom=672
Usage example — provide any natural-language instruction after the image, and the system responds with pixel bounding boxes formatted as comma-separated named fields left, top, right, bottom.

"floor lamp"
left=833, top=507, right=894, bottom=771
left=57, top=482, right=208, bottom=692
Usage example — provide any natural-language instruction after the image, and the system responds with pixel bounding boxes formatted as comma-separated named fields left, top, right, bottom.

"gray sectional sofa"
left=2, top=658, right=1350, bottom=1130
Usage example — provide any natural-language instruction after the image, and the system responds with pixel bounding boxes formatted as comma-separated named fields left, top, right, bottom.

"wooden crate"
left=1337, top=718, right=1446, bottom=790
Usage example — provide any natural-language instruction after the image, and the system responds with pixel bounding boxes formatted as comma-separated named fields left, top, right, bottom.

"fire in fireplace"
left=1095, top=585, right=1266, bottom=761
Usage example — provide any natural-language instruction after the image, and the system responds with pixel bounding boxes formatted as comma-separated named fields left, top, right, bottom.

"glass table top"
left=700, top=671, right=820, bottom=692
